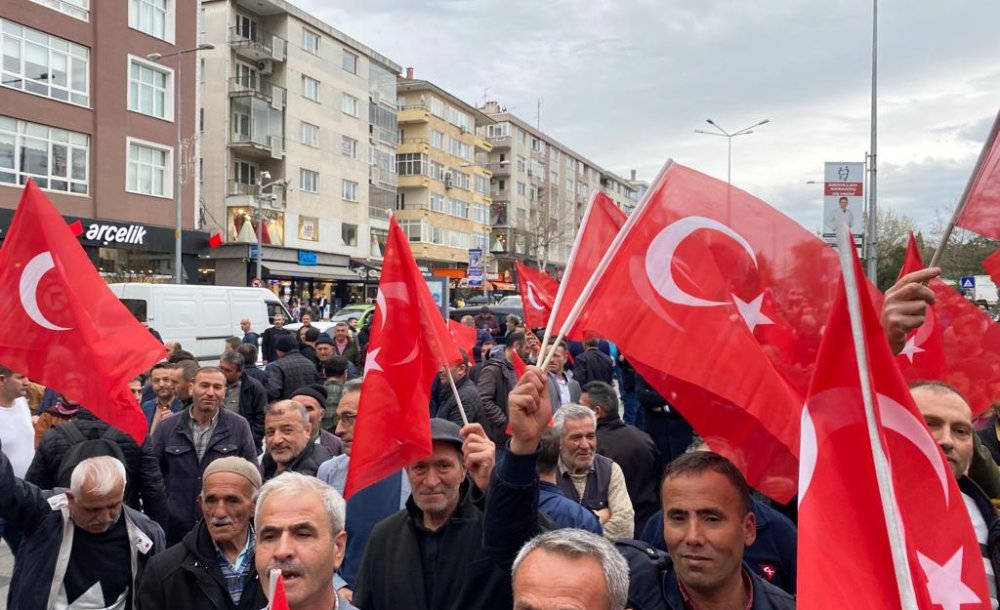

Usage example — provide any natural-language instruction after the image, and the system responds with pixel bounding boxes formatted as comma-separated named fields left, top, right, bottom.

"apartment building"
left=394, top=72, right=494, bottom=283
left=479, top=100, right=639, bottom=279
left=200, top=0, right=399, bottom=305
left=0, top=0, right=212, bottom=282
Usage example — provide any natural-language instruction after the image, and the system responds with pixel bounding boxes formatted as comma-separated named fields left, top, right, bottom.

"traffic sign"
left=960, top=276, right=976, bottom=290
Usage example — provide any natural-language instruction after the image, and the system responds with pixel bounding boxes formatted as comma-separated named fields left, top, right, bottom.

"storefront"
left=0, top=209, right=210, bottom=283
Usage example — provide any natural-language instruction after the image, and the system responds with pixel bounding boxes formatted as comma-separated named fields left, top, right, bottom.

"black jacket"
left=959, top=475, right=1000, bottom=597
left=260, top=442, right=332, bottom=481
left=475, top=354, right=515, bottom=445
left=136, top=521, right=267, bottom=610
left=24, top=411, right=169, bottom=529
left=260, top=326, right=293, bottom=363
left=572, top=347, right=614, bottom=386
left=234, top=372, right=267, bottom=448
left=150, top=408, right=259, bottom=546
left=354, top=480, right=514, bottom=610
left=436, top=374, right=483, bottom=428
left=596, top=417, right=663, bottom=532
left=266, top=351, right=322, bottom=401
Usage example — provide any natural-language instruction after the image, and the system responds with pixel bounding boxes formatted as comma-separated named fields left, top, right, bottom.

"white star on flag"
left=899, top=336, right=926, bottom=363
left=917, top=549, right=982, bottom=610
left=733, top=294, right=774, bottom=334
left=363, top=346, right=382, bottom=380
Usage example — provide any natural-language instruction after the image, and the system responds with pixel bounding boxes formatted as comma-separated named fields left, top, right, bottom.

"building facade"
left=394, top=72, right=494, bottom=286
left=0, top=0, right=211, bottom=281
left=200, top=0, right=399, bottom=307
left=479, top=101, right=639, bottom=280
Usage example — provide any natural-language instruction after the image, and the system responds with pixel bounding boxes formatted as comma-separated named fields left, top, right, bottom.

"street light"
left=694, top=118, right=770, bottom=185
left=147, top=42, right=215, bottom=284
left=255, top=172, right=290, bottom=281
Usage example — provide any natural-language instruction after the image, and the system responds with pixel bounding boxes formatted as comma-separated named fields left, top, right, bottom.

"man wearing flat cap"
left=137, top=456, right=268, bottom=610
left=353, top=419, right=515, bottom=610
left=266, top=335, right=321, bottom=402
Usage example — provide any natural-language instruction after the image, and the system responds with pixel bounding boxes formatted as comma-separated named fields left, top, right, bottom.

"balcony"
left=231, top=133, right=284, bottom=159
left=398, top=137, right=431, bottom=154
left=228, top=78, right=285, bottom=107
left=398, top=105, right=431, bottom=125
left=488, top=134, right=511, bottom=150
left=230, top=97, right=284, bottom=159
left=229, top=27, right=287, bottom=63
left=397, top=174, right=432, bottom=189
left=474, top=135, right=493, bottom=153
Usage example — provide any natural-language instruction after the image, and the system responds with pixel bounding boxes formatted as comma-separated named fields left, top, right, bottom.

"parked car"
left=331, top=304, right=375, bottom=326
left=449, top=295, right=524, bottom=327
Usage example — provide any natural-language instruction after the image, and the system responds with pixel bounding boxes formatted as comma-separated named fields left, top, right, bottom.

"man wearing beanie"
left=138, top=456, right=268, bottom=610
left=266, top=335, right=321, bottom=401
left=290, top=385, right=343, bottom=456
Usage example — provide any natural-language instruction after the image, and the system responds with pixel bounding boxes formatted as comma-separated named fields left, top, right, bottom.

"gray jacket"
left=547, top=372, right=582, bottom=409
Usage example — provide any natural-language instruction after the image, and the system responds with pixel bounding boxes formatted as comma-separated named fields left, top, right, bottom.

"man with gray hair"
left=554, top=403, right=634, bottom=540
left=218, top=350, right=268, bottom=449
left=583, top=380, right=662, bottom=533
left=254, top=472, right=357, bottom=610
left=138, top=456, right=268, bottom=610
left=0, top=444, right=164, bottom=609
left=260, top=399, right=331, bottom=481
left=512, top=528, right=629, bottom=610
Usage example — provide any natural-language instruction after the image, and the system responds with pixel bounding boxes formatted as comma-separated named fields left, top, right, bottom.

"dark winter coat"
left=596, top=416, right=663, bottom=532
left=259, top=441, right=332, bottom=481
left=436, top=373, right=483, bottom=427
left=572, top=347, right=614, bottom=386
left=266, top=350, right=322, bottom=401
left=149, top=408, right=258, bottom=546
left=475, top=353, right=516, bottom=445
left=136, top=521, right=267, bottom=610
left=232, top=372, right=267, bottom=448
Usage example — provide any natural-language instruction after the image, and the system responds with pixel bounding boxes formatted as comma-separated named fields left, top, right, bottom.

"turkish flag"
left=447, top=319, right=477, bottom=359
left=549, top=192, right=627, bottom=340
left=984, top=249, right=1000, bottom=287
left=345, top=216, right=462, bottom=498
left=268, top=571, right=289, bottom=610
left=0, top=181, right=165, bottom=442
left=512, top=349, right=527, bottom=380
left=575, top=161, right=841, bottom=502
left=208, top=231, right=223, bottom=249
left=515, top=262, right=559, bottom=329
left=894, top=233, right=947, bottom=381
left=799, top=245, right=990, bottom=609
left=955, top=109, right=1000, bottom=240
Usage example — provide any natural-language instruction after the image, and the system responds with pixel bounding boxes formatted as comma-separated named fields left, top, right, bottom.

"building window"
left=486, top=122, right=510, bottom=138
left=299, top=121, right=319, bottom=147
left=126, top=139, right=171, bottom=198
left=397, top=153, right=427, bottom=176
left=27, top=0, right=89, bottom=20
left=430, top=130, right=445, bottom=150
left=341, top=135, right=358, bottom=159
left=398, top=220, right=426, bottom=243
left=471, top=203, right=488, bottom=224
left=231, top=161, right=256, bottom=194
left=300, top=168, right=318, bottom=193
left=430, top=193, right=444, bottom=212
left=302, top=29, right=320, bottom=55
left=341, top=93, right=359, bottom=117
left=341, top=179, right=358, bottom=201
left=128, top=57, right=171, bottom=119
left=301, top=75, right=320, bottom=102
left=129, top=0, right=173, bottom=42
left=517, top=182, right=527, bottom=196
left=342, top=222, right=357, bottom=246
left=0, top=116, right=88, bottom=194
left=342, top=49, right=358, bottom=74
left=447, top=198, right=469, bottom=219
left=1, top=20, right=90, bottom=106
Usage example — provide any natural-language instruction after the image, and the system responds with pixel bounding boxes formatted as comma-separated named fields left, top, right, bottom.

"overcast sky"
left=296, top=0, right=1000, bottom=236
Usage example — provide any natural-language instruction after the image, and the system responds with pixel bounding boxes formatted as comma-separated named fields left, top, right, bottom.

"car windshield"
left=498, top=296, right=522, bottom=306
left=332, top=306, right=368, bottom=322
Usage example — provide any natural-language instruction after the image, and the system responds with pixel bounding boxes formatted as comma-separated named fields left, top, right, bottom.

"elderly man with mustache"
left=137, top=457, right=268, bottom=610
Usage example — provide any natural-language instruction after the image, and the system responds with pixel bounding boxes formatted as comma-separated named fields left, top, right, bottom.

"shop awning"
left=264, top=262, right=359, bottom=281
left=433, top=268, right=467, bottom=279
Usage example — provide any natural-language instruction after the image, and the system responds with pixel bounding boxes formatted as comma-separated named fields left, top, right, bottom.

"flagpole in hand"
left=444, top=367, right=469, bottom=427
left=835, top=223, right=919, bottom=608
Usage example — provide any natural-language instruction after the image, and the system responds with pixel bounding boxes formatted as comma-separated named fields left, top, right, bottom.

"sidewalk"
left=0, top=540, right=10, bottom=609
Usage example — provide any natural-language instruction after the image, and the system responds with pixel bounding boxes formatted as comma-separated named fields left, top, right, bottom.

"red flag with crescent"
left=514, top=262, right=558, bottom=329
left=955, top=109, right=1000, bottom=240
left=894, top=233, right=947, bottom=382
left=447, top=319, right=477, bottom=359
left=799, top=243, right=989, bottom=610
left=574, top=161, right=841, bottom=502
left=550, top=192, right=627, bottom=340
left=345, top=216, right=462, bottom=499
left=0, top=181, right=165, bottom=442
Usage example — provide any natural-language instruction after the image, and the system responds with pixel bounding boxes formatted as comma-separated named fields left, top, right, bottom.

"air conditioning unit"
left=257, top=60, right=274, bottom=75
left=444, top=174, right=453, bottom=189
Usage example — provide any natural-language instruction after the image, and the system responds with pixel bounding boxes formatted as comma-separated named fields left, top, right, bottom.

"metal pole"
left=727, top=135, right=732, bottom=185
left=174, top=54, right=183, bottom=283
left=256, top=179, right=263, bottom=280
left=866, top=0, right=879, bottom=281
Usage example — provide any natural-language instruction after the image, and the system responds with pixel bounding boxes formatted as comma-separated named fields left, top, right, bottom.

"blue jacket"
left=141, top=397, right=183, bottom=426
left=639, top=497, right=797, bottom=594
left=149, top=408, right=258, bottom=545
left=0, top=440, right=164, bottom=610
left=539, top=480, right=602, bottom=535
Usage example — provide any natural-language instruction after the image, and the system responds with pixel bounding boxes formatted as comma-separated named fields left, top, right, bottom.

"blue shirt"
left=539, top=480, right=603, bottom=535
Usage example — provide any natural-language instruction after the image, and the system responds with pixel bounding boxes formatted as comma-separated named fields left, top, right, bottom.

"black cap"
left=275, top=335, right=298, bottom=353
left=314, top=334, right=335, bottom=347
left=430, top=418, right=464, bottom=451
left=291, top=384, right=327, bottom=406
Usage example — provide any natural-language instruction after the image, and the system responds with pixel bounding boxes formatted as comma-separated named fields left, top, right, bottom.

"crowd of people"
left=0, top=272, right=996, bottom=610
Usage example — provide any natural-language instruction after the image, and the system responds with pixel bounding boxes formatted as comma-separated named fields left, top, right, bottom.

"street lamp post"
left=147, top=43, right=214, bottom=284
left=255, top=173, right=290, bottom=281
left=694, top=118, right=770, bottom=185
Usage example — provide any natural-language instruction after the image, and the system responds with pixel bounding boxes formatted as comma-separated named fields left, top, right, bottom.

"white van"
left=107, top=283, right=292, bottom=364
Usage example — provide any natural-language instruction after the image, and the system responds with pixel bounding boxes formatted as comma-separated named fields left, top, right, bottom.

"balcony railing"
left=229, top=27, right=287, bottom=61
